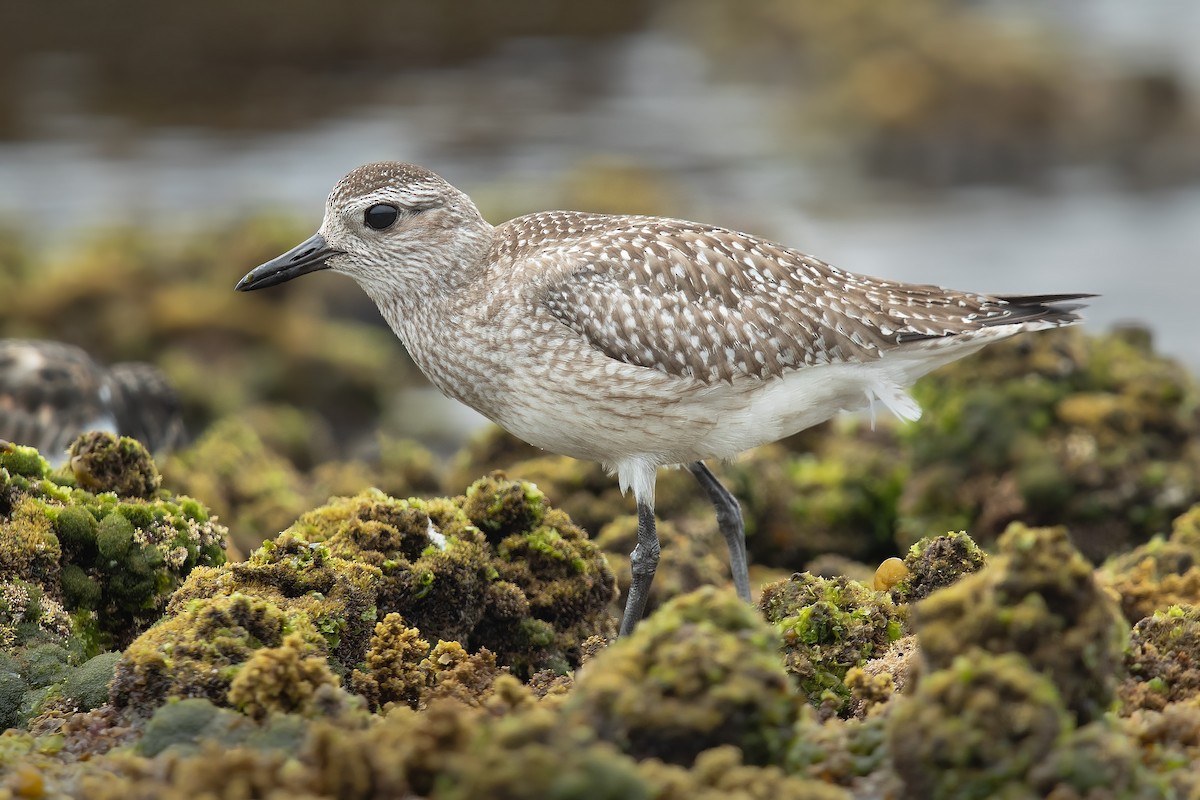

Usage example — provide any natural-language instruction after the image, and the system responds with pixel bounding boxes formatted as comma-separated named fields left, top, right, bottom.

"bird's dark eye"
left=364, top=204, right=400, bottom=230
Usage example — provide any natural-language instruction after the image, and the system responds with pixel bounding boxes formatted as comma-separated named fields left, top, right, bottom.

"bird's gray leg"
left=687, top=461, right=751, bottom=602
left=619, top=497, right=660, bottom=637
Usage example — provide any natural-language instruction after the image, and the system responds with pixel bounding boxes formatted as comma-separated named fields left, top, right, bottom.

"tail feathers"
left=894, top=292, right=1095, bottom=344
left=988, top=293, right=1096, bottom=327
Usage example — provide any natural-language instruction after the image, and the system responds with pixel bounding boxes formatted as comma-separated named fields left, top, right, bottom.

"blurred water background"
left=1, top=0, right=1198, bottom=448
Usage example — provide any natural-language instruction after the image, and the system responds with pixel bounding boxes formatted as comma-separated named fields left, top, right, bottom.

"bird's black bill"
left=235, top=232, right=342, bottom=291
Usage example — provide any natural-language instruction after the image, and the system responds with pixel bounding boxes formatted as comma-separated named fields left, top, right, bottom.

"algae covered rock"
left=1119, top=605, right=1200, bottom=713
left=759, top=572, right=904, bottom=714
left=0, top=439, right=226, bottom=651
left=887, top=650, right=1071, bottom=800
left=67, top=432, right=161, bottom=499
left=889, top=650, right=1158, bottom=800
left=118, top=475, right=615, bottom=717
left=899, top=328, right=1200, bottom=560
left=1100, top=503, right=1200, bottom=622
left=887, top=530, right=987, bottom=604
left=566, top=586, right=796, bottom=766
left=913, top=523, right=1127, bottom=723
left=109, top=592, right=330, bottom=713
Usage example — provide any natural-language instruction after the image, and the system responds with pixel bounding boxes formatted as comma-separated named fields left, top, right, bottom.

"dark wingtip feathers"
left=989, top=292, right=1097, bottom=327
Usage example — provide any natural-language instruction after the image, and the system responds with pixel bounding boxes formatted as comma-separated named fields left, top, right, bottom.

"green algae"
left=1119, top=605, right=1200, bottom=714
left=888, top=530, right=987, bottom=604
left=0, top=436, right=226, bottom=736
left=760, top=572, right=904, bottom=715
left=899, top=328, right=1200, bottom=560
left=913, top=523, right=1127, bottom=724
left=566, top=586, right=796, bottom=766
left=112, top=475, right=614, bottom=718
left=67, top=432, right=162, bottom=499
left=60, top=651, right=122, bottom=712
left=888, top=651, right=1072, bottom=800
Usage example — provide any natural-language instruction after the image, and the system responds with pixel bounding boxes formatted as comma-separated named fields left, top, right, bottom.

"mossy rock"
left=760, top=572, right=904, bottom=713
left=566, top=586, right=796, bottom=766
left=913, top=523, right=1127, bottom=724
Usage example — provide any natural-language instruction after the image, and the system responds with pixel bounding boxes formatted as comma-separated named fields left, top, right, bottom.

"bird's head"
left=236, top=162, right=492, bottom=297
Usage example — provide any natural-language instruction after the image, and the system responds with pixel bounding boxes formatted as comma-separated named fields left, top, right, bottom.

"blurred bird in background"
left=0, top=339, right=185, bottom=466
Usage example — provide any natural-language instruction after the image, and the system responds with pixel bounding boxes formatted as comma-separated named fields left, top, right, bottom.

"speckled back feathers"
left=485, top=210, right=1086, bottom=385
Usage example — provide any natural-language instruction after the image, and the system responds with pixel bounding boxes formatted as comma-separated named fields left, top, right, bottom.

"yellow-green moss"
left=227, top=632, right=341, bottom=719
left=1100, top=504, right=1200, bottom=622
left=67, top=432, right=161, bottom=499
left=566, top=586, right=796, bottom=766
left=109, top=592, right=328, bottom=713
left=913, top=523, right=1127, bottom=724
left=759, top=572, right=904, bottom=715
left=1119, top=605, right=1200, bottom=714
left=887, top=651, right=1072, bottom=800
left=888, top=530, right=987, bottom=604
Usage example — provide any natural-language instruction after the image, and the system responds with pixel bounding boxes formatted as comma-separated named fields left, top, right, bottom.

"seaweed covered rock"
left=759, top=572, right=904, bottom=714
left=1122, top=699, right=1200, bottom=797
left=913, top=523, right=1127, bottom=723
left=1119, top=605, right=1200, bottom=713
left=67, top=433, right=161, bottom=499
left=60, top=652, right=122, bottom=712
left=1100, top=504, right=1200, bottom=622
left=887, top=651, right=1071, bottom=800
left=899, top=328, right=1200, bottom=560
left=0, top=440, right=226, bottom=651
left=74, top=694, right=849, bottom=800
left=458, top=474, right=618, bottom=673
left=889, top=650, right=1157, bottom=800
left=135, top=697, right=310, bottom=758
left=170, top=529, right=383, bottom=672
left=787, top=707, right=896, bottom=791
left=566, top=586, right=796, bottom=766
left=142, top=476, right=613, bottom=715
left=887, top=530, right=987, bottom=604
left=349, top=613, right=502, bottom=711
left=109, top=592, right=331, bottom=713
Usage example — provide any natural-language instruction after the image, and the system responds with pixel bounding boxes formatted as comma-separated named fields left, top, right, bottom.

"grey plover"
left=0, top=339, right=185, bottom=466
left=236, top=162, right=1090, bottom=635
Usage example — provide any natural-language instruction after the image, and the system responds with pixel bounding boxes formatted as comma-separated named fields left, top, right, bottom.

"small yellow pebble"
left=873, top=557, right=910, bottom=592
